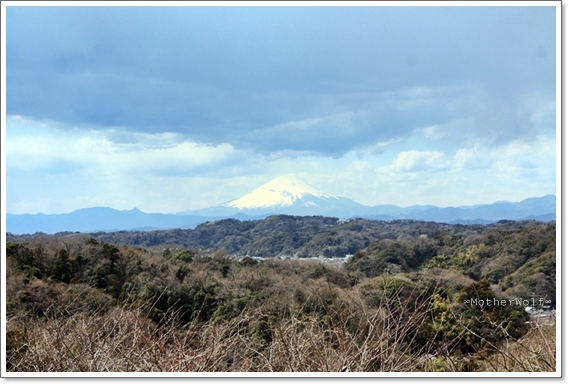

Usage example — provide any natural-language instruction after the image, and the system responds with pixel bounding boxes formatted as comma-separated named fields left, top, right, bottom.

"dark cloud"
left=7, top=6, right=556, bottom=156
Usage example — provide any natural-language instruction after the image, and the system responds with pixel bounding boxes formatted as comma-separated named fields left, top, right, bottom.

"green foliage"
left=192, top=280, right=221, bottom=322
left=454, top=280, right=530, bottom=353
left=51, top=249, right=71, bottom=283
left=250, top=317, right=273, bottom=345
left=42, top=216, right=540, bottom=260
left=171, top=249, right=195, bottom=264
left=425, top=243, right=490, bottom=279
left=6, top=241, right=43, bottom=279
left=345, top=238, right=436, bottom=277
left=175, top=265, right=190, bottom=282
left=240, top=256, right=258, bottom=266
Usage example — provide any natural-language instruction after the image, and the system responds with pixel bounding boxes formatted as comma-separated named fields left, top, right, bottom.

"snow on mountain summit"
left=225, top=176, right=337, bottom=210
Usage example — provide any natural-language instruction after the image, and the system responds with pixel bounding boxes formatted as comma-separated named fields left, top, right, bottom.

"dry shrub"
left=423, top=312, right=556, bottom=373
left=7, top=284, right=435, bottom=372
left=7, top=291, right=555, bottom=372
left=475, top=317, right=556, bottom=372
left=255, top=292, right=434, bottom=372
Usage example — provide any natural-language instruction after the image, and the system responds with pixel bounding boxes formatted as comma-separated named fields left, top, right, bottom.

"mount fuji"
left=6, top=175, right=555, bottom=234
left=186, top=176, right=368, bottom=217
left=226, top=176, right=337, bottom=210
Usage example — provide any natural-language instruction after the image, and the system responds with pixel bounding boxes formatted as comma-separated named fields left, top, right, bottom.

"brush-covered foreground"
left=5, top=222, right=556, bottom=373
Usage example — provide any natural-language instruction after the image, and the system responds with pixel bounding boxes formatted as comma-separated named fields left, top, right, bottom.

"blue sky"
left=4, top=3, right=558, bottom=214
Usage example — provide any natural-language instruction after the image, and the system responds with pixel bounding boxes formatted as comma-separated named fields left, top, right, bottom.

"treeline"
left=7, top=215, right=553, bottom=259
left=5, top=221, right=556, bottom=372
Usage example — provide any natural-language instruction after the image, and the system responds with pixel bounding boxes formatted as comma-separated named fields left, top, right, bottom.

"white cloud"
left=346, top=160, right=374, bottom=172
left=452, top=135, right=555, bottom=175
left=108, top=141, right=239, bottom=176
left=488, top=136, right=555, bottom=176
left=390, top=150, right=449, bottom=172
left=6, top=115, right=556, bottom=214
left=453, top=146, right=493, bottom=171
left=7, top=124, right=241, bottom=177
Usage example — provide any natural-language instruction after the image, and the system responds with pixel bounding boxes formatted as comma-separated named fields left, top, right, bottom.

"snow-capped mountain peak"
left=225, top=176, right=337, bottom=210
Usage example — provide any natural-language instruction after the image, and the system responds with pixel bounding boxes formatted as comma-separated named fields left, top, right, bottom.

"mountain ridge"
left=6, top=176, right=556, bottom=234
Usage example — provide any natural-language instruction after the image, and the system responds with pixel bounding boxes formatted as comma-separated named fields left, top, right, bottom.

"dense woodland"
left=5, top=217, right=556, bottom=372
left=8, top=215, right=553, bottom=258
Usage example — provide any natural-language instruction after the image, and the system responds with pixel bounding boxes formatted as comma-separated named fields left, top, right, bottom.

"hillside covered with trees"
left=5, top=217, right=556, bottom=372
left=7, top=215, right=553, bottom=259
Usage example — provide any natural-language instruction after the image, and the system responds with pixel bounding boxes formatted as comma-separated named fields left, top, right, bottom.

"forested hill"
left=7, top=215, right=553, bottom=260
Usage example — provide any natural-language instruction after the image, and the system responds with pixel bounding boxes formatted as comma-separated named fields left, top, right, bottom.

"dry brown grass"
left=422, top=314, right=556, bottom=373
left=475, top=317, right=556, bottom=372
left=6, top=282, right=437, bottom=372
left=7, top=297, right=557, bottom=372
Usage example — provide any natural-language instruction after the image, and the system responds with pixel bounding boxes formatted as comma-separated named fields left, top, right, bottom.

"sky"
left=3, top=3, right=558, bottom=214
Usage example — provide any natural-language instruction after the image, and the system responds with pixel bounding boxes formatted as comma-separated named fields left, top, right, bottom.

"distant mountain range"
left=6, top=176, right=556, bottom=235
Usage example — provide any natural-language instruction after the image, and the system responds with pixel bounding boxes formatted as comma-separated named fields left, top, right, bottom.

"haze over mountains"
left=6, top=176, right=556, bottom=235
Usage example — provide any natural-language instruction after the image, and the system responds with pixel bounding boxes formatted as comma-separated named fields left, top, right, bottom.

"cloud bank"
left=5, top=5, right=557, bottom=214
